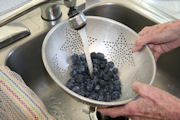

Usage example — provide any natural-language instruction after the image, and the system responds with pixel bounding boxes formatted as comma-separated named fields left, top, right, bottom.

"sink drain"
left=89, top=107, right=129, bottom=120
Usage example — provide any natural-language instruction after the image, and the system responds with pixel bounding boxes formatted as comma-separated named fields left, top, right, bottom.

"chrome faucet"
left=0, top=0, right=87, bottom=29
left=0, top=0, right=86, bottom=48
left=41, top=0, right=87, bottom=29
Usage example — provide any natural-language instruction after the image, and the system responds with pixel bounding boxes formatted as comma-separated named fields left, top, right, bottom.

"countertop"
left=1, top=0, right=180, bottom=19
left=137, top=0, right=180, bottom=19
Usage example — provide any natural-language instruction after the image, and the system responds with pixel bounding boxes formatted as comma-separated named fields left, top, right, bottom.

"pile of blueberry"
left=66, top=52, right=121, bottom=102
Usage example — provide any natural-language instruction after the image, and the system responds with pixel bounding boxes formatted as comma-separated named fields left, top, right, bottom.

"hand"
left=133, top=20, right=180, bottom=61
left=98, top=82, right=180, bottom=120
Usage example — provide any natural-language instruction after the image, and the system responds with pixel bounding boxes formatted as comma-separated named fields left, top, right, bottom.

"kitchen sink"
left=0, top=0, right=179, bottom=119
left=84, top=3, right=155, bottom=32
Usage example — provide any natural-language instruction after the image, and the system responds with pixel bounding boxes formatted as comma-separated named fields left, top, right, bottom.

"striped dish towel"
left=0, top=66, right=54, bottom=120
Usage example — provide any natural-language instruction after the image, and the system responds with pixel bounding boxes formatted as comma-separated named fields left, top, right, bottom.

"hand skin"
left=132, top=20, right=180, bottom=61
left=98, top=82, right=180, bottom=120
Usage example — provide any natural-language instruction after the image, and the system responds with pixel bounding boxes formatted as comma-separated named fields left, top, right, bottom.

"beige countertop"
left=139, top=0, right=180, bottom=19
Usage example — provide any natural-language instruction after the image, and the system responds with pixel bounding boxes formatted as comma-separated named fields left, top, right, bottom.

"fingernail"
left=132, top=81, right=141, bottom=92
left=132, top=47, right=137, bottom=52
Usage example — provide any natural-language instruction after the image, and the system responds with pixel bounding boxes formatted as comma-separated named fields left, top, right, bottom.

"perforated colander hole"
left=60, top=28, right=84, bottom=54
left=60, top=28, right=97, bottom=55
left=88, top=36, right=97, bottom=46
left=52, top=54, right=66, bottom=76
left=103, top=33, right=135, bottom=67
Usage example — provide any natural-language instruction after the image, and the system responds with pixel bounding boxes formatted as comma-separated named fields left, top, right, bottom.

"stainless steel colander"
left=42, top=16, right=156, bottom=106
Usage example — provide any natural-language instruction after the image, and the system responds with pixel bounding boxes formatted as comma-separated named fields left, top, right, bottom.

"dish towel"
left=0, top=66, right=54, bottom=120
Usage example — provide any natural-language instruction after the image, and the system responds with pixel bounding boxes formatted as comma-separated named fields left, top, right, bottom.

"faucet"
left=0, top=0, right=86, bottom=48
left=41, top=0, right=87, bottom=29
left=0, top=0, right=87, bottom=30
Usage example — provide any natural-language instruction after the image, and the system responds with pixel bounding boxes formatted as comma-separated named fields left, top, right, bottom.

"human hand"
left=133, top=20, right=180, bottom=61
left=98, top=82, right=180, bottom=120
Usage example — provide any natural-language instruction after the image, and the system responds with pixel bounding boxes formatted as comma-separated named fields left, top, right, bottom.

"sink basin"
left=84, top=3, right=155, bottom=32
left=0, top=1, right=179, bottom=120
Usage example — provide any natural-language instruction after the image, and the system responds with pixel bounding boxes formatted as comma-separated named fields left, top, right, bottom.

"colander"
left=42, top=16, right=156, bottom=106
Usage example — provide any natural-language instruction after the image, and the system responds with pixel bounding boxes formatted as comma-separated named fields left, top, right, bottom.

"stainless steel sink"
left=0, top=0, right=179, bottom=119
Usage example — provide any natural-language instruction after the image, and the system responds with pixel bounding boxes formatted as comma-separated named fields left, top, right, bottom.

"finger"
left=138, top=26, right=152, bottom=36
left=132, top=45, right=144, bottom=52
left=154, top=52, right=160, bottom=61
left=148, top=44, right=155, bottom=51
left=132, top=35, right=154, bottom=52
left=132, top=81, right=153, bottom=97
left=136, top=35, right=157, bottom=47
left=132, top=81, right=172, bottom=101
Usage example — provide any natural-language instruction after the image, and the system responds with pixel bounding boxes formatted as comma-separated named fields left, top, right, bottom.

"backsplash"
left=0, top=0, right=31, bottom=16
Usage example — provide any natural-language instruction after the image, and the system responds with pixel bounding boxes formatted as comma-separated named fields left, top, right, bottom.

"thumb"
left=132, top=37, right=149, bottom=52
left=132, top=81, right=153, bottom=97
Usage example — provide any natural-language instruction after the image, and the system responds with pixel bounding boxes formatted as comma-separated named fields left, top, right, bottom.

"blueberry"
left=85, top=91, right=90, bottom=97
left=108, top=71, right=114, bottom=78
left=78, top=90, right=86, bottom=96
left=80, top=54, right=86, bottom=61
left=92, top=59, right=99, bottom=64
left=105, top=93, right=112, bottom=102
left=99, top=79, right=106, bottom=86
left=113, top=81, right=121, bottom=92
left=109, top=84, right=114, bottom=92
left=111, top=91, right=120, bottom=100
left=113, top=80, right=121, bottom=85
left=100, top=64, right=105, bottom=69
left=89, top=93, right=98, bottom=100
left=66, top=80, right=75, bottom=89
left=86, top=81, right=94, bottom=92
left=97, top=95, right=104, bottom=101
left=75, top=74, right=83, bottom=83
left=96, top=52, right=104, bottom=60
left=93, top=64, right=100, bottom=70
left=77, top=65, right=86, bottom=73
left=100, top=60, right=107, bottom=68
left=83, top=76, right=90, bottom=81
left=104, top=65, right=110, bottom=73
left=104, top=74, right=110, bottom=81
left=103, top=86, right=109, bottom=92
left=93, top=67, right=99, bottom=75
left=70, top=70, right=77, bottom=77
left=83, top=63, right=88, bottom=71
left=71, top=54, right=80, bottom=64
left=98, top=71, right=104, bottom=79
left=98, top=89, right=104, bottom=96
left=113, top=74, right=119, bottom=80
left=112, top=68, right=118, bottom=74
left=94, top=84, right=101, bottom=91
left=72, top=86, right=80, bottom=93
left=72, top=65, right=78, bottom=70
left=107, top=61, right=114, bottom=68
left=114, top=85, right=121, bottom=92
left=91, top=52, right=97, bottom=59
left=92, top=77, right=98, bottom=84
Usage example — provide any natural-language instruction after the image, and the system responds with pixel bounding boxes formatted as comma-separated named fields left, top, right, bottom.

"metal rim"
left=42, top=16, right=156, bottom=106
